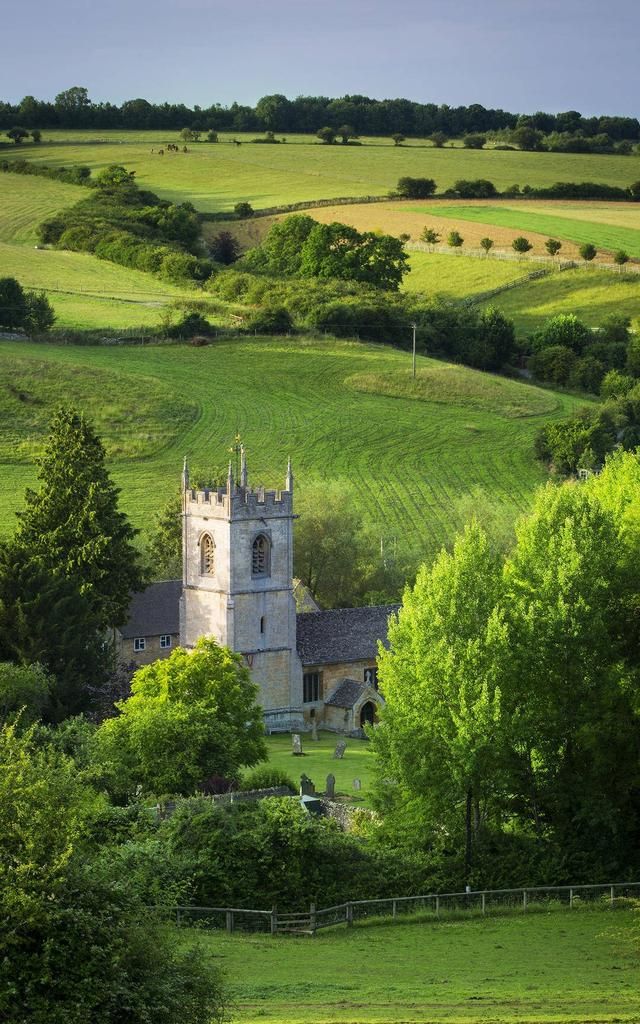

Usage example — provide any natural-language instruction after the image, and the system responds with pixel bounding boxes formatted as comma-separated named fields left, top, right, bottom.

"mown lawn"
left=0, top=339, right=588, bottom=559
left=187, top=907, right=640, bottom=1023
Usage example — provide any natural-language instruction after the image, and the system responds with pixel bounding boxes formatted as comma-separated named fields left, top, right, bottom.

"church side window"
left=200, top=533, right=215, bottom=575
left=303, top=672, right=322, bottom=703
left=252, top=534, right=270, bottom=577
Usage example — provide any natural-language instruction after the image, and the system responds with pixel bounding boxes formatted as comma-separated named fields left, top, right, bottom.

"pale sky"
left=1, top=0, right=638, bottom=117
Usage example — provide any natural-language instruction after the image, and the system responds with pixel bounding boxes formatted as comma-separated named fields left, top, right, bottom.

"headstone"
left=292, top=733, right=303, bottom=756
left=325, top=773, right=336, bottom=799
left=300, top=773, right=315, bottom=797
left=353, top=778, right=361, bottom=791
left=333, top=740, right=347, bottom=759
left=311, top=718, right=318, bottom=741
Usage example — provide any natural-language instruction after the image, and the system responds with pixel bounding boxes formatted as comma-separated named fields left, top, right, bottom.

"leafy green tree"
left=337, top=123, right=357, bottom=144
left=391, top=133, right=405, bottom=146
left=372, top=523, right=509, bottom=876
left=511, top=125, right=543, bottom=150
left=528, top=344, right=577, bottom=384
left=396, top=176, right=437, bottom=198
left=480, top=237, right=494, bottom=255
left=94, top=636, right=267, bottom=798
left=6, top=126, right=29, bottom=144
left=0, top=722, right=225, bottom=1024
left=545, top=238, right=562, bottom=257
left=0, top=662, right=50, bottom=725
left=463, top=133, right=486, bottom=149
left=420, top=227, right=440, bottom=245
left=242, top=214, right=316, bottom=275
left=512, top=236, right=533, bottom=254
left=614, top=249, right=630, bottom=269
left=0, top=277, right=28, bottom=329
left=600, top=369, right=635, bottom=399
left=447, top=230, right=464, bottom=248
left=579, top=242, right=597, bottom=261
left=209, top=230, right=240, bottom=265
left=531, top=313, right=591, bottom=354
left=234, top=201, right=254, bottom=217
left=24, top=290, right=55, bottom=332
left=12, top=408, right=144, bottom=632
left=299, top=222, right=409, bottom=290
left=30, top=129, right=42, bottom=143
left=206, top=129, right=218, bottom=142
left=316, top=126, right=336, bottom=144
left=429, top=131, right=447, bottom=147
left=0, top=547, right=107, bottom=720
left=179, top=127, right=199, bottom=142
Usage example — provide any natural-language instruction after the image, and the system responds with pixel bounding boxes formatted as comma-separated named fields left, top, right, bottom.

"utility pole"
left=411, top=323, right=417, bottom=378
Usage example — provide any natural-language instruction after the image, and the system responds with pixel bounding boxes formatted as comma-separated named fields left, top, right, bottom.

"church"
left=116, top=449, right=397, bottom=735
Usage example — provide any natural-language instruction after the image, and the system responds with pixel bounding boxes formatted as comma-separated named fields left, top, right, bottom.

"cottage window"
left=303, top=672, right=321, bottom=703
left=252, top=534, right=270, bottom=576
left=200, top=533, right=215, bottom=575
left=160, top=634, right=172, bottom=649
left=133, top=637, right=146, bottom=653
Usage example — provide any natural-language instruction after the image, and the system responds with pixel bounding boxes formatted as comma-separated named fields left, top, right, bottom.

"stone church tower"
left=179, top=448, right=304, bottom=730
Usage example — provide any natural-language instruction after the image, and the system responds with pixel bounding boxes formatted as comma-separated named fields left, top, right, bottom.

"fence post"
left=226, top=911, right=234, bottom=934
left=176, top=908, right=182, bottom=927
left=523, top=889, right=527, bottom=912
left=569, top=888, right=574, bottom=909
left=346, top=902, right=353, bottom=928
left=271, top=904, right=278, bottom=936
left=610, top=885, right=615, bottom=908
left=481, top=892, right=486, bottom=916
left=310, top=902, right=316, bottom=935
left=435, top=895, right=440, bottom=919
left=392, top=899, right=397, bottom=921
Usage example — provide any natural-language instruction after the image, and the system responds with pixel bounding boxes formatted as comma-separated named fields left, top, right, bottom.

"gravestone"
left=353, top=778, right=361, bottom=791
left=311, top=718, right=318, bottom=741
left=325, top=773, right=336, bottom=799
left=292, top=733, right=303, bottom=756
left=333, top=740, right=347, bottom=759
left=300, top=773, right=315, bottom=796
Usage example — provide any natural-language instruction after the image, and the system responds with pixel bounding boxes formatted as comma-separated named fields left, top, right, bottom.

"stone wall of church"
left=302, top=658, right=378, bottom=715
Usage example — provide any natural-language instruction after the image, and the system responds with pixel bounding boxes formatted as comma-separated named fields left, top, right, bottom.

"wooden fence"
left=172, top=881, right=640, bottom=937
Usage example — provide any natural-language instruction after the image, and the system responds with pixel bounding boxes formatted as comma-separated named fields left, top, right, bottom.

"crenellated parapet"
left=182, top=448, right=293, bottom=520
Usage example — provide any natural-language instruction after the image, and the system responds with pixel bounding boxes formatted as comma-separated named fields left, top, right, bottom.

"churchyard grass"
left=0, top=339, right=589, bottom=557
left=185, top=907, right=640, bottom=1022
left=8, top=132, right=640, bottom=212
left=263, top=731, right=375, bottom=804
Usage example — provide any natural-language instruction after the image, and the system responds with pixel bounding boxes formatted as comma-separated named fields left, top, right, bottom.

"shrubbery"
left=0, top=276, right=55, bottom=332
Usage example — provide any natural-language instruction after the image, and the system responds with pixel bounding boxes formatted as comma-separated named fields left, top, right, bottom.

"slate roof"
left=325, top=678, right=368, bottom=708
left=119, top=580, right=182, bottom=639
left=295, top=605, right=400, bottom=667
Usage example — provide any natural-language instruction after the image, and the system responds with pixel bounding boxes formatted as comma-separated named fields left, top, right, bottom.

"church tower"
left=179, top=449, right=303, bottom=731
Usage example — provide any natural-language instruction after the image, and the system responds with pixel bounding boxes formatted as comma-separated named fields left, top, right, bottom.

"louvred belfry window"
left=252, top=534, right=270, bottom=576
left=201, top=534, right=215, bottom=575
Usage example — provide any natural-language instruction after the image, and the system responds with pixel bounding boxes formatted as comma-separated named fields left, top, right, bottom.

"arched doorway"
left=360, top=701, right=376, bottom=728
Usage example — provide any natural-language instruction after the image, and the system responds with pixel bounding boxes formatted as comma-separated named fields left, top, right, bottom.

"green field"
left=0, top=339, right=588, bottom=554
left=0, top=173, right=206, bottom=329
left=8, top=133, right=640, bottom=213
left=187, top=908, right=640, bottom=1022
left=489, top=267, right=640, bottom=334
left=405, top=251, right=539, bottom=298
left=414, top=204, right=640, bottom=257
left=263, top=731, right=374, bottom=803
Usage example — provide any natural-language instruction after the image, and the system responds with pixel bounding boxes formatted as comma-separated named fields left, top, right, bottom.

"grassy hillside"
left=0, top=173, right=206, bottom=328
left=488, top=267, right=640, bottom=334
left=0, top=339, right=588, bottom=557
left=11, top=134, right=640, bottom=212
left=404, top=251, right=537, bottom=298
left=187, top=908, right=640, bottom=1023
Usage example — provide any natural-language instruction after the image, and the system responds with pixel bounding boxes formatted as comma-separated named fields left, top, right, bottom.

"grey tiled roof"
left=119, top=580, right=182, bottom=639
left=296, top=605, right=399, bottom=666
left=325, top=678, right=367, bottom=708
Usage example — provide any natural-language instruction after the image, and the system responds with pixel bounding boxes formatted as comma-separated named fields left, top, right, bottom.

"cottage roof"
left=295, top=605, right=399, bottom=666
left=119, top=579, right=182, bottom=639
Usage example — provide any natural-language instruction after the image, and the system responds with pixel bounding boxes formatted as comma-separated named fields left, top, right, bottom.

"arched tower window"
left=252, top=534, right=270, bottom=577
left=200, top=533, right=215, bottom=575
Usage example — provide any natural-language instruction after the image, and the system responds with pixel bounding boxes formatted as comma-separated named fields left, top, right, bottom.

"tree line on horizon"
left=1, top=86, right=639, bottom=140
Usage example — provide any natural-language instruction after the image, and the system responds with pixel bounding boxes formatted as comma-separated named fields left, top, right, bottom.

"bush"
left=512, top=236, right=533, bottom=254
left=166, top=312, right=214, bottom=338
left=531, top=314, right=591, bottom=354
left=246, top=305, right=293, bottom=334
left=234, top=201, right=254, bottom=218
left=462, top=133, right=486, bottom=149
left=0, top=276, right=28, bottom=329
left=396, top=176, right=437, bottom=198
left=447, top=230, right=464, bottom=247
left=209, top=230, right=240, bottom=265
left=579, top=242, right=597, bottom=261
left=600, top=369, right=635, bottom=399
left=570, top=355, right=606, bottom=393
left=452, top=178, right=497, bottom=199
left=529, top=344, right=577, bottom=384
left=25, top=291, right=55, bottom=333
